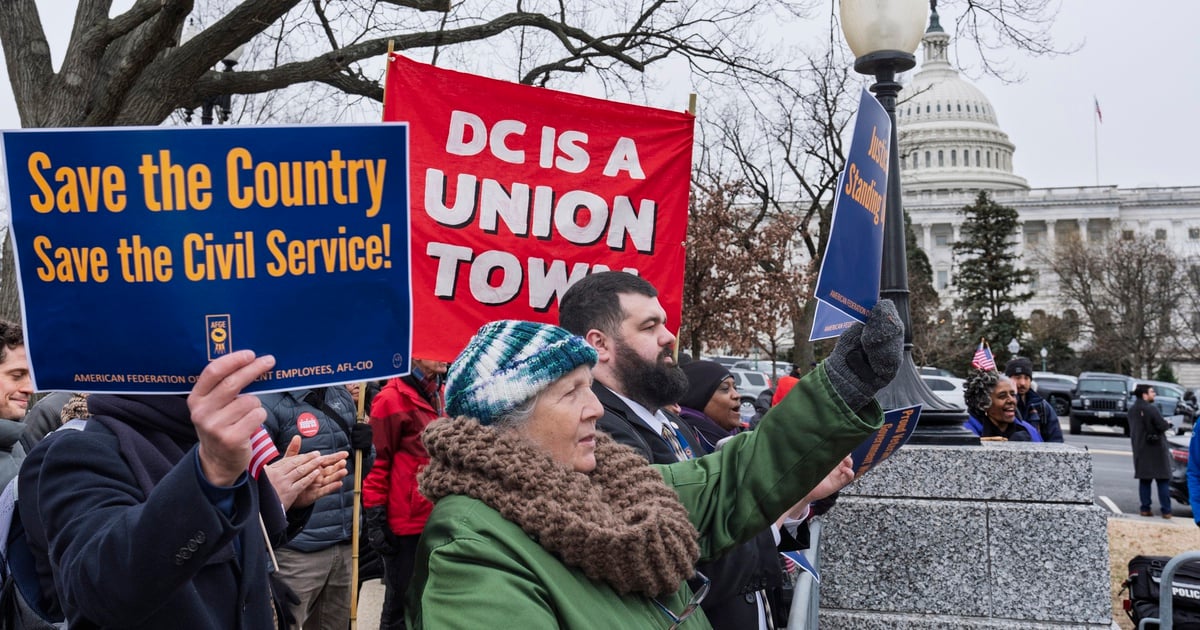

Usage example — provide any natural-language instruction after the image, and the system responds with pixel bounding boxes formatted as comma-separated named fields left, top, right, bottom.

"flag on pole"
left=249, top=427, right=280, bottom=479
left=1094, top=96, right=1103, bottom=124
left=971, top=339, right=997, bottom=371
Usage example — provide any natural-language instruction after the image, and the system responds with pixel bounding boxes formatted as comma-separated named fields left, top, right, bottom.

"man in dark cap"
left=1004, top=356, right=1063, bottom=443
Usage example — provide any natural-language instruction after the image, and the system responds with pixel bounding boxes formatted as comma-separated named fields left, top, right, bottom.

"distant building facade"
left=898, top=8, right=1200, bottom=382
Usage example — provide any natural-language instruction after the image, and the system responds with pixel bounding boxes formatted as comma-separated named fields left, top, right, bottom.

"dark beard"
left=613, top=342, right=689, bottom=410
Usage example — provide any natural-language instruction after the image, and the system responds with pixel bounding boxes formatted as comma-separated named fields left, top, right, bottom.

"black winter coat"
left=19, top=395, right=301, bottom=629
left=1130, top=398, right=1172, bottom=480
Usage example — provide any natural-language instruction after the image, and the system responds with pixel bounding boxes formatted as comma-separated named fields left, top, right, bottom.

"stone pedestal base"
left=818, top=442, right=1113, bottom=628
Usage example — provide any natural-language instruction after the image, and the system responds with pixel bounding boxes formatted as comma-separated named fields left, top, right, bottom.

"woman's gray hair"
left=963, top=369, right=1008, bottom=419
left=491, top=393, right=540, bottom=431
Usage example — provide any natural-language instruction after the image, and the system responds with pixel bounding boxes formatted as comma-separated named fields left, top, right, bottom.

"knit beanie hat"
left=679, top=360, right=732, bottom=411
left=444, top=320, right=598, bottom=425
left=1004, top=356, right=1034, bottom=378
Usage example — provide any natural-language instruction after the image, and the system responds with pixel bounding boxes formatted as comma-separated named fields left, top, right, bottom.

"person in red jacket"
left=362, top=358, right=447, bottom=630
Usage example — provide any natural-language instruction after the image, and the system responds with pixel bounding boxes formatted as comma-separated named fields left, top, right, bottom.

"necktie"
left=661, top=422, right=690, bottom=462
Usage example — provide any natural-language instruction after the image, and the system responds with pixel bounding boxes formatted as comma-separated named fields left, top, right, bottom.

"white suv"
left=729, top=368, right=772, bottom=404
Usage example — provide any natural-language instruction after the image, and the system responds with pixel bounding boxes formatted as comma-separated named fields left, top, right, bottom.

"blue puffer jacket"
left=964, top=414, right=1044, bottom=442
left=260, top=387, right=373, bottom=552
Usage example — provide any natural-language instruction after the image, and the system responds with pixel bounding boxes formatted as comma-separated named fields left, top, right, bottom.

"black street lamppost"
left=181, top=23, right=244, bottom=125
left=839, top=0, right=977, bottom=445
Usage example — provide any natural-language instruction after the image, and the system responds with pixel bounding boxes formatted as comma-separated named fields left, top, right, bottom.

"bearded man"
left=559, top=272, right=855, bottom=629
left=558, top=272, right=692, bottom=462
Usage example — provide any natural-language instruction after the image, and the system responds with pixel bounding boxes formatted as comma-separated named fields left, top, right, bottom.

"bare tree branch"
left=379, top=0, right=450, bottom=11
left=311, top=0, right=343, bottom=51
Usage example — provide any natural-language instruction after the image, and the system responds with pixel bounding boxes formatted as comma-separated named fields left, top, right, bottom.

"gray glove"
left=825, top=299, right=904, bottom=410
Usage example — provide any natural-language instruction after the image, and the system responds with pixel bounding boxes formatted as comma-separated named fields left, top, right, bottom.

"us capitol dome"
left=897, top=7, right=1028, bottom=193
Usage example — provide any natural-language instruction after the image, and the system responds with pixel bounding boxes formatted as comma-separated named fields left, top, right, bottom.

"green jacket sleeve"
left=655, top=363, right=883, bottom=561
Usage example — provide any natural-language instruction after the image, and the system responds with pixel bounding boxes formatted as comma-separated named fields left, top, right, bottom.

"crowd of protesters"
left=13, top=275, right=1175, bottom=628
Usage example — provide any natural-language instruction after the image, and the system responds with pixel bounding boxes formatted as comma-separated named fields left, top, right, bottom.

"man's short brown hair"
left=559, top=272, right=657, bottom=338
left=0, top=320, right=23, bottom=363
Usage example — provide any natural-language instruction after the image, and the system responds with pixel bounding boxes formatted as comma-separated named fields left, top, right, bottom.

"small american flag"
left=1094, top=96, right=1103, bottom=124
left=971, top=339, right=996, bottom=372
left=249, top=426, right=280, bottom=479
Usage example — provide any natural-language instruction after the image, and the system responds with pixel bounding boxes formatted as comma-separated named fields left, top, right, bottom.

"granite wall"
left=817, top=442, right=1114, bottom=629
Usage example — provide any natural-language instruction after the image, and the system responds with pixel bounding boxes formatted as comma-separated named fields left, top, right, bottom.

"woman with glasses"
left=407, top=304, right=901, bottom=628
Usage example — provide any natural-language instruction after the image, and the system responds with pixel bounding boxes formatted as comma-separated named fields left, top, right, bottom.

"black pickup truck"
left=1068, top=372, right=1196, bottom=435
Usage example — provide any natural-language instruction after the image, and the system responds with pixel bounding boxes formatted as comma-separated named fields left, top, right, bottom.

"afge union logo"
left=206, top=315, right=232, bottom=360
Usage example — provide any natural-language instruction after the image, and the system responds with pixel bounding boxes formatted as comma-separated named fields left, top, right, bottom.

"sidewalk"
left=1114, top=511, right=1196, bottom=528
left=355, top=579, right=385, bottom=630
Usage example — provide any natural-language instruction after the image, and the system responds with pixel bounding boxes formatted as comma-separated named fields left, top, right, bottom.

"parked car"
left=1168, top=433, right=1191, bottom=507
left=1068, top=373, right=1195, bottom=436
left=1070, top=372, right=1137, bottom=435
left=921, top=375, right=966, bottom=409
left=729, top=368, right=773, bottom=410
left=1031, top=371, right=1076, bottom=418
left=919, top=366, right=957, bottom=378
left=731, top=360, right=793, bottom=384
left=1142, top=380, right=1198, bottom=435
left=704, top=355, right=747, bottom=369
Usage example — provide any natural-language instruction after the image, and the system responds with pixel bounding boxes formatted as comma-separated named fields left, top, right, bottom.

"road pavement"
left=1064, top=421, right=1195, bottom=524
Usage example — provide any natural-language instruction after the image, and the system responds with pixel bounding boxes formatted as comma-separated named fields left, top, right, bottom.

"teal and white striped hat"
left=445, top=320, right=598, bottom=425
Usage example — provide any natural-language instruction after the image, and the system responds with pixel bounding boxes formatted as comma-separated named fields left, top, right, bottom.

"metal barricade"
left=786, top=518, right=822, bottom=630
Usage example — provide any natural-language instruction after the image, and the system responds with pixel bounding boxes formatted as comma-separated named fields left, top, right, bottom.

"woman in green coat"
left=408, top=303, right=901, bottom=629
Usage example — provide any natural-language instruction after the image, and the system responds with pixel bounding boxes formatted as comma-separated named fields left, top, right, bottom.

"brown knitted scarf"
left=419, top=416, right=700, bottom=597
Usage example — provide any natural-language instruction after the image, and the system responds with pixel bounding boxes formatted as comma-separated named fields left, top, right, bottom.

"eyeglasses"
left=652, top=571, right=710, bottom=629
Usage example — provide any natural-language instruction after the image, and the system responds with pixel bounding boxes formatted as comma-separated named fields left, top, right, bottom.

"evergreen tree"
left=951, top=191, right=1034, bottom=357
left=1153, top=363, right=1178, bottom=384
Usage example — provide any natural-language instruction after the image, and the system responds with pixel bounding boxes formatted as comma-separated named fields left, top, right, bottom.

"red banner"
left=384, top=55, right=693, bottom=362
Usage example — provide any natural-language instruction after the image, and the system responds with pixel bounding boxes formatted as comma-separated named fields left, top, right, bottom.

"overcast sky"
left=0, top=1, right=1197, bottom=192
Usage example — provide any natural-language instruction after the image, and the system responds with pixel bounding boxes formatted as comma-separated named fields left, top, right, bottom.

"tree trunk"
left=792, top=297, right=816, bottom=376
left=1, top=232, right=19, bottom=324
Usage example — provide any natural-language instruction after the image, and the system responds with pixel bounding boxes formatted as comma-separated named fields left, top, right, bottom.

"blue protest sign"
left=811, top=294, right=860, bottom=341
left=850, top=403, right=922, bottom=476
left=780, top=550, right=820, bottom=583
left=1, top=124, right=412, bottom=393
left=810, top=88, right=890, bottom=341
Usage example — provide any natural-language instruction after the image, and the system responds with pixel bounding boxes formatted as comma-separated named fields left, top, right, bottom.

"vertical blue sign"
left=1, top=124, right=412, bottom=393
left=810, top=89, right=891, bottom=341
